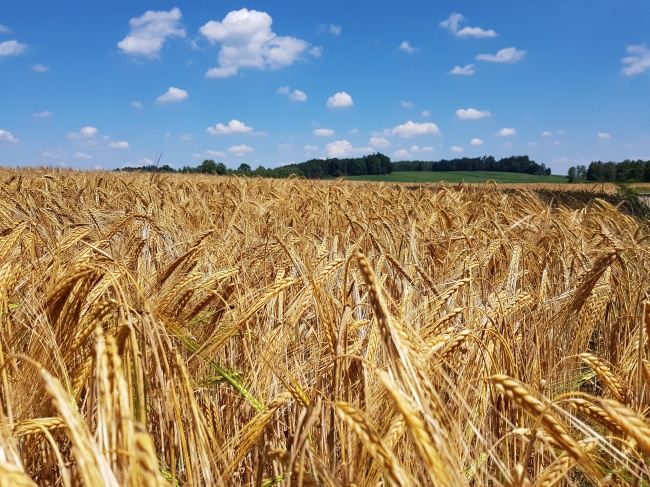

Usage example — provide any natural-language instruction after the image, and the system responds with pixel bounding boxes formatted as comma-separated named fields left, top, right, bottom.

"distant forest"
left=118, top=153, right=552, bottom=178
left=568, top=160, right=650, bottom=183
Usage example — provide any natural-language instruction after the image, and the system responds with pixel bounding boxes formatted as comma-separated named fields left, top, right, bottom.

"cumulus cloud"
left=470, top=138, right=484, bottom=145
left=456, top=108, right=491, bottom=120
left=399, top=41, right=415, bottom=53
left=200, top=8, right=314, bottom=78
left=207, top=120, right=253, bottom=135
left=31, top=64, right=49, bottom=72
left=325, top=140, right=371, bottom=158
left=304, top=145, right=319, bottom=151
left=313, top=128, right=334, bottom=137
left=451, top=146, right=464, bottom=153
left=477, top=47, right=526, bottom=63
left=156, top=87, right=188, bottom=103
left=0, top=130, right=18, bottom=143
left=67, top=126, right=98, bottom=139
left=318, top=24, right=341, bottom=36
left=109, top=141, right=129, bottom=149
left=450, top=64, right=475, bottom=75
left=421, top=110, right=430, bottom=117
left=326, top=91, right=354, bottom=109
left=496, top=127, right=516, bottom=137
left=0, top=40, right=27, bottom=57
left=439, top=13, right=497, bottom=38
left=73, top=152, right=92, bottom=159
left=369, top=137, right=391, bottom=148
left=392, top=149, right=411, bottom=160
left=228, top=144, right=255, bottom=156
left=118, top=7, right=185, bottom=58
left=387, top=121, right=441, bottom=138
left=34, top=111, right=53, bottom=118
left=410, top=145, right=434, bottom=153
left=621, top=44, right=650, bottom=75
left=278, top=86, right=307, bottom=101
left=598, top=132, right=612, bottom=139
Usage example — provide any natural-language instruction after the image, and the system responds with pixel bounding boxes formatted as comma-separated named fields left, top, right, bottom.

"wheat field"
left=0, top=169, right=649, bottom=486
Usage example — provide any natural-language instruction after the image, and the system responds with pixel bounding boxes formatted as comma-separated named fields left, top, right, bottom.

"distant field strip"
left=345, top=170, right=568, bottom=183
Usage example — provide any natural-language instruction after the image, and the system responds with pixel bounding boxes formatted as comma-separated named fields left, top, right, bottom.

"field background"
left=344, top=171, right=568, bottom=184
left=0, top=169, right=649, bottom=486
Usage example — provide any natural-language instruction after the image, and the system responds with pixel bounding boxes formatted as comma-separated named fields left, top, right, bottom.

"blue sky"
left=1, top=1, right=649, bottom=174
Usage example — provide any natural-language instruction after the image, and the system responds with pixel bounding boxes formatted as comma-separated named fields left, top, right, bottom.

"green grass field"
left=344, top=171, right=568, bottom=184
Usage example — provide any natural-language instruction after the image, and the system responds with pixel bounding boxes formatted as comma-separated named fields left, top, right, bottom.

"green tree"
left=238, top=163, right=251, bottom=172
left=567, top=166, right=576, bottom=183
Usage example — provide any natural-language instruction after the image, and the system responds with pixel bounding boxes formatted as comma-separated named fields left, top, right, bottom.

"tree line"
left=117, top=153, right=552, bottom=178
left=392, top=155, right=551, bottom=175
left=568, top=160, right=650, bottom=183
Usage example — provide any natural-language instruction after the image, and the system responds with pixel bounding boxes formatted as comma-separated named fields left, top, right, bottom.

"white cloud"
left=450, top=64, right=475, bottom=75
left=451, top=146, right=464, bottom=153
left=598, top=132, right=612, bottom=139
left=318, top=24, right=341, bottom=36
left=349, top=128, right=359, bottom=135
left=421, top=110, right=430, bottom=117
left=73, top=152, right=92, bottom=159
left=310, top=46, right=323, bottom=58
left=313, top=128, right=334, bottom=137
left=278, top=87, right=307, bottom=101
left=0, top=25, right=11, bottom=34
left=392, top=149, right=411, bottom=160
left=31, top=64, right=49, bottom=72
left=118, top=7, right=185, bottom=58
left=289, top=89, right=307, bottom=101
left=131, top=101, right=144, bottom=108
left=325, top=140, right=371, bottom=158
left=34, top=111, right=53, bottom=118
left=206, top=150, right=226, bottom=157
left=439, top=13, right=497, bottom=38
left=0, top=130, right=18, bottom=143
left=410, top=145, right=434, bottom=153
left=156, top=87, right=188, bottom=103
left=496, top=127, right=517, bottom=137
left=180, top=134, right=193, bottom=141
left=326, top=91, right=354, bottom=109
left=470, top=138, right=484, bottom=145
left=541, top=131, right=552, bottom=137
left=304, top=145, right=319, bottom=151
left=369, top=137, right=391, bottom=148
left=621, top=44, right=650, bottom=75
left=67, top=126, right=98, bottom=139
left=477, top=47, right=526, bottom=63
left=399, top=41, right=415, bottom=53
left=109, top=141, right=129, bottom=149
left=401, top=100, right=414, bottom=108
left=200, top=9, right=312, bottom=78
left=207, top=120, right=253, bottom=135
left=388, top=121, right=441, bottom=138
left=42, top=150, right=65, bottom=159
left=228, top=144, right=255, bottom=156
left=0, top=40, right=27, bottom=57
left=456, top=108, right=491, bottom=120
left=164, top=133, right=172, bottom=139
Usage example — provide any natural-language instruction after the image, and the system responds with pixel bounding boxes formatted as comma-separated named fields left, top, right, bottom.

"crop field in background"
left=0, top=169, right=650, bottom=486
left=344, top=171, right=568, bottom=184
